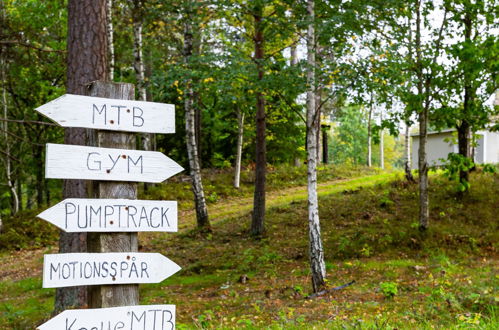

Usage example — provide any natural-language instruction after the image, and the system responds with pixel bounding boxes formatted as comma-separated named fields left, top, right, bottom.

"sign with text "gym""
left=43, top=253, right=181, bottom=288
left=45, top=143, right=183, bottom=183
left=37, top=199, right=177, bottom=232
left=37, top=305, right=175, bottom=330
left=36, top=94, right=175, bottom=134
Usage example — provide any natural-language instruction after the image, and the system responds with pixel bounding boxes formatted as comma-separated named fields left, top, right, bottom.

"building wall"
left=485, top=131, right=499, bottom=163
left=411, top=132, right=456, bottom=169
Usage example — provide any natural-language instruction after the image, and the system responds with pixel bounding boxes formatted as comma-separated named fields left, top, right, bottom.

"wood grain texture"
left=43, top=253, right=181, bottom=288
left=86, top=82, right=138, bottom=308
left=45, top=143, right=183, bottom=183
left=38, top=305, right=175, bottom=330
left=36, top=94, right=175, bottom=133
left=37, top=198, right=178, bottom=232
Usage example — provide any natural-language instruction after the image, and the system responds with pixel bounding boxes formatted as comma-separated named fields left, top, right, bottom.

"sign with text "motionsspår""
left=37, top=199, right=177, bottom=232
left=37, top=305, right=175, bottom=330
left=45, top=143, right=183, bottom=183
left=43, top=253, right=181, bottom=288
left=36, top=94, right=175, bottom=134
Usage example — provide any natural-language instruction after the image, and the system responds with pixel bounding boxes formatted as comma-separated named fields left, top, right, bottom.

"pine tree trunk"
left=184, top=7, right=210, bottom=231
left=251, top=8, right=266, bottom=236
left=56, top=0, right=108, bottom=313
left=306, top=0, right=326, bottom=293
left=234, top=108, right=244, bottom=188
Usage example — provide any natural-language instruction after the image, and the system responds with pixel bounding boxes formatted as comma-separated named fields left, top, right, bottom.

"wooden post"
left=86, top=81, right=139, bottom=307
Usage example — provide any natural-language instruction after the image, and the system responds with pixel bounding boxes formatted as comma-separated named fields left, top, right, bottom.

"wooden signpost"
left=37, top=81, right=182, bottom=329
left=35, top=94, right=175, bottom=134
left=43, top=253, right=181, bottom=288
left=45, top=143, right=183, bottom=183
left=37, top=199, right=178, bottom=232
left=37, top=305, right=175, bottom=330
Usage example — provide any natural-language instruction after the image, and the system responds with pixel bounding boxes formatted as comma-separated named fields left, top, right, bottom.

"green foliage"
left=0, top=210, right=58, bottom=250
left=442, top=153, right=475, bottom=192
left=380, top=282, right=398, bottom=298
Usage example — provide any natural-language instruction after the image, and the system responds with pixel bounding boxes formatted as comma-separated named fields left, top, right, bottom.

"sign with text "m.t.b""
left=36, top=94, right=175, bottom=133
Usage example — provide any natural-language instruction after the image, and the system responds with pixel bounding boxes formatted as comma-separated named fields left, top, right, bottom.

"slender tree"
left=306, top=0, right=326, bottom=293
left=183, top=0, right=210, bottom=232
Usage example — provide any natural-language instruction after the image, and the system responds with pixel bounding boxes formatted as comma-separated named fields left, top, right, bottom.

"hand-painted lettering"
left=92, top=104, right=106, bottom=125
left=87, top=152, right=101, bottom=170
left=133, top=106, right=144, bottom=127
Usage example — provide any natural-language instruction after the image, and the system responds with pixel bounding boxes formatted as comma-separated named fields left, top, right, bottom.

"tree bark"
left=106, top=0, right=114, bottom=80
left=367, top=99, right=373, bottom=167
left=404, top=122, right=415, bottom=182
left=306, top=0, right=326, bottom=293
left=56, top=0, right=108, bottom=313
left=457, top=10, right=473, bottom=186
left=87, top=81, right=139, bottom=308
left=184, top=5, right=210, bottom=231
left=234, top=107, right=244, bottom=188
left=379, top=111, right=384, bottom=169
left=1, top=54, right=18, bottom=214
left=322, top=126, right=328, bottom=164
left=251, top=7, right=266, bottom=236
left=416, top=0, right=429, bottom=230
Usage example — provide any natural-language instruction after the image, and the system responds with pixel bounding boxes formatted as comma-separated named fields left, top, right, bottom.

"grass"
left=0, top=165, right=497, bottom=329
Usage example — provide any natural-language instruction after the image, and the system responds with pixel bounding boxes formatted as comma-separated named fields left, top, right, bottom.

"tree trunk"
left=416, top=0, right=429, bottom=230
left=87, top=81, right=139, bottom=308
left=1, top=54, right=19, bottom=214
left=458, top=10, right=473, bottom=186
left=367, top=100, right=373, bottom=167
left=234, top=107, right=244, bottom=188
left=404, top=122, right=415, bottom=182
left=379, top=111, right=384, bottom=169
left=35, top=145, right=44, bottom=207
left=251, top=8, right=266, bottom=236
left=106, top=0, right=114, bottom=80
left=322, top=126, right=328, bottom=164
left=184, top=6, right=210, bottom=231
left=56, top=0, right=108, bottom=313
left=306, top=0, right=326, bottom=293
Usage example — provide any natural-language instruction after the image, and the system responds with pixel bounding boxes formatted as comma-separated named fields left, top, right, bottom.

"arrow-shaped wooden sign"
left=43, top=253, right=181, bottom=288
left=37, top=199, right=177, bottom=232
left=37, top=304, right=175, bottom=330
left=36, top=94, right=175, bottom=134
left=45, top=143, right=183, bottom=183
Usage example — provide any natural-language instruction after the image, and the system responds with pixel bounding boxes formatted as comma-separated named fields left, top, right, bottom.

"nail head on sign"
left=106, top=169, right=111, bottom=173
left=110, top=120, right=114, bottom=124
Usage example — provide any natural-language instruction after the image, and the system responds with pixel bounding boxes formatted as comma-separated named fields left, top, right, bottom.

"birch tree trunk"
left=416, top=0, right=429, bottom=230
left=379, top=111, right=384, bottom=169
left=1, top=54, right=19, bottom=215
left=367, top=99, right=373, bottom=167
left=404, top=122, right=415, bottom=182
left=234, top=107, right=244, bottom=189
left=251, top=6, right=266, bottom=236
left=106, top=0, right=114, bottom=80
left=306, top=0, right=326, bottom=293
left=184, top=6, right=210, bottom=231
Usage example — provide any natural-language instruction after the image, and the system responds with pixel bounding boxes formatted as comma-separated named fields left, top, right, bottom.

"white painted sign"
left=45, top=143, right=183, bottom=183
left=37, top=305, right=175, bottom=330
left=43, top=253, right=181, bottom=288
left=37, top=199, right=177, bottom=233
left=36, top=94, right=175, bottom=134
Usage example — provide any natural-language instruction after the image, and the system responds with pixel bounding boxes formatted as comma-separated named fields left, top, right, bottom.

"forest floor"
left=0, top=166, right=497, bottom=329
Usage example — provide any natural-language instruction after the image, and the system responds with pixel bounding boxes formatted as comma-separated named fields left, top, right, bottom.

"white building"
left=411, top=128, right=499, bottom=168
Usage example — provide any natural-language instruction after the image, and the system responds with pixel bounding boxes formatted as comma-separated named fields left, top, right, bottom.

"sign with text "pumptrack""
left=43, top=253, right=181, bottom=288
left=37, top=305, right=175, bottom=330
left=45, top=143, right=183, bottom=183
left=36, top=94, right=175, bottom=134
left=37, top=198, right=178, bottom=232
